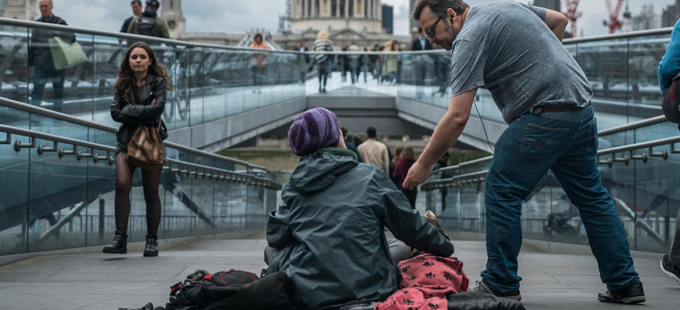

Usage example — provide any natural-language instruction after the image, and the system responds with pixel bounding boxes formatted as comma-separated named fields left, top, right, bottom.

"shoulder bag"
left=126, top=90, right=165, bottom=169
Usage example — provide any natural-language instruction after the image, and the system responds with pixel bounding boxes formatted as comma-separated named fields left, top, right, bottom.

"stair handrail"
left=0, top=124, right=281, bottom=190
left=424, top=134, right=680, bottom=190
left=0, top=96, right=275, bottom=177
left=431, top=115, right=672, bottom=176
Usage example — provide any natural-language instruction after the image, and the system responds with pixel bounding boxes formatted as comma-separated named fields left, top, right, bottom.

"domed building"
left=279, top=0, right=408, bottom=50
left=291, top=0, right=383, bottom=34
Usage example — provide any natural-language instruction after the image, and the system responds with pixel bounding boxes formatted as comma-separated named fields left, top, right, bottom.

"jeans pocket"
left=585, top=118, right=599, bottom=156
left=520, top=123, right=570, bottom=161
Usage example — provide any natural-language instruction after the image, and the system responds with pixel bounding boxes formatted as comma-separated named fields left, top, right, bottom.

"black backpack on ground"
left=165, top=269, right=295, bottom=310
left=136, top=16, right=157, bottom=36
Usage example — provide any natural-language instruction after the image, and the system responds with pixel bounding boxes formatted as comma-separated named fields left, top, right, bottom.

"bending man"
left=405, top=0, right=643, bottom=304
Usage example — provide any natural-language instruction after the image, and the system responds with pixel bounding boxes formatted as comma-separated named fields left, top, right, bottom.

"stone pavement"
left=0, top=233, right=678, bottom=310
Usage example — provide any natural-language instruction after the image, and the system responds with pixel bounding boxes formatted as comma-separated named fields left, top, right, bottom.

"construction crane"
left=564, top=0, right=582, bottom=38
left=604, top=0, right=625, bottom=34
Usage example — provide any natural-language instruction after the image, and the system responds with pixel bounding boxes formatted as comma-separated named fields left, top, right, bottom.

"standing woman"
left=106, top=42, right=172, bottom=257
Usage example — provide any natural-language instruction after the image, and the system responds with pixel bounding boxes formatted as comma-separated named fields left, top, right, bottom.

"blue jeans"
left=482, top=105, right=639, bottom=294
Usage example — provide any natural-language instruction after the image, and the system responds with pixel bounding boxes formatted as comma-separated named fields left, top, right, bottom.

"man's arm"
left=157, top=19, right=170, bottom=39
left=403, top=88, right=477, bottom=189
left=543, top=9, right=569, bottom=42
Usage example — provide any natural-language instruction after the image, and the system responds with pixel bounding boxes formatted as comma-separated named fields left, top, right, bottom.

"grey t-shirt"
left=449, top=2, right=593, bottom=124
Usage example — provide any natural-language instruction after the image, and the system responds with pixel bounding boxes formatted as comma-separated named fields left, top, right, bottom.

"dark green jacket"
left=266, top=148, right=454, bottom=310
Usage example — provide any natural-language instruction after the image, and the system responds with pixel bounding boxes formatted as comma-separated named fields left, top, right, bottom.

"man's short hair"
left=412, top=0, right=469, bottom=21
left=131, top=0, right=141, bottom=5
left=366, top=127, right=377, bottom=139
left=341, top=127, right=349, bottom=138
left=417, top=26, right=423, bottom=33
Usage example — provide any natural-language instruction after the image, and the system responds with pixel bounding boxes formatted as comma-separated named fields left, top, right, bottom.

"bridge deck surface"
left=0, top=234, right=677, bottom=310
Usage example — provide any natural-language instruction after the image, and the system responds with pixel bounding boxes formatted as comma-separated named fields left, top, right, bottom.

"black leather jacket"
left=110, top=72, right=169, bottom=147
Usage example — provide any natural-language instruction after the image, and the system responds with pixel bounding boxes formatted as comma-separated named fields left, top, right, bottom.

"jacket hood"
left=287, top=148, right=358, bottom=194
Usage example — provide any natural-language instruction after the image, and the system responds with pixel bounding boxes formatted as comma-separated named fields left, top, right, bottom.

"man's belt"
left=531, top=103, right=585, bottom=114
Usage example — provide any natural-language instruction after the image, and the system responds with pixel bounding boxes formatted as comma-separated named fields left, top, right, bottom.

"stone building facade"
left=291, top=0, right=383, bottom=33
left=2, top=0, right=36, bottom=21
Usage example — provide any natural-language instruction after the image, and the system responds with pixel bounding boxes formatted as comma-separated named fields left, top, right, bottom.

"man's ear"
left=447, top=8, right=456, bottom=21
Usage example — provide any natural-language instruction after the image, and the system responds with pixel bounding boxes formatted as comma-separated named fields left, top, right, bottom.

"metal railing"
left=2, top=17, right=669, bottom=56
left=430, top=115, right=672, bottom=177
left=423, top=134, right=680, bottom=191
left=0, top=124, right=281, bottom=190
left=563, top=27, right=673, bottom=44
left=0, top=17, right=302, bottom=54
left=0, top=96, right=276, bottom=177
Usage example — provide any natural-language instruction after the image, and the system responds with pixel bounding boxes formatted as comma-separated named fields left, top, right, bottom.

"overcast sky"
left=50, top=0, right=675, bottom=38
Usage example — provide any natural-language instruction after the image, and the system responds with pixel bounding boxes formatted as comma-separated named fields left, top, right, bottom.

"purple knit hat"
left=288, top=108, right=340, bottom=156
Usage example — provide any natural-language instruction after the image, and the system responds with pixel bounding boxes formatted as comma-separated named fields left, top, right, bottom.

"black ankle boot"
left=103, top=230, right=128, bottom=254
left=143, top=234, right=159, bottom=257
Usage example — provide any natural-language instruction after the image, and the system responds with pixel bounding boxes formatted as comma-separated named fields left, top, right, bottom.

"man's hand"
left=402, top=161, right=430, bottom=190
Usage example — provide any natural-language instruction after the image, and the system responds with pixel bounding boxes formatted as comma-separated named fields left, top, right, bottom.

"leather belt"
left=531, top=104, right=583, bottom=115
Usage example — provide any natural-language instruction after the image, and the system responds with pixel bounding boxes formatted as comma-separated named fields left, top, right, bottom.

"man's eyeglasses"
left=425, top=17, right=442, bottom=39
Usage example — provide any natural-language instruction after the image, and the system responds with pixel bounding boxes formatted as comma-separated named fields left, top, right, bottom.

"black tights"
left=114, top=153, right=162, bottom=236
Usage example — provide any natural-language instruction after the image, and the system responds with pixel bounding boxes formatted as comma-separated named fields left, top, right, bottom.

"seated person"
left=264, top=108, right=454, bottom=310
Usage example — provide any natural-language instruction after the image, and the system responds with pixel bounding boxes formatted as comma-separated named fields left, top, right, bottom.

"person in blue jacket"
left=658, top=18, right=680, bottom=286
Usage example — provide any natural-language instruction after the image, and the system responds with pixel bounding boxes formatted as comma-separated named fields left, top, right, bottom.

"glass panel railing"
left=0, top=121, right=281, bottom=256
left=0, top=19, right=305, bottom=135
left=396, top=29, right=673, bottom=131
left=422, top=121, right=680, bottom=254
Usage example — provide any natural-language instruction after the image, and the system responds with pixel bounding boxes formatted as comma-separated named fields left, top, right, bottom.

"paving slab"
left=0, top=235, right=678, bottom=310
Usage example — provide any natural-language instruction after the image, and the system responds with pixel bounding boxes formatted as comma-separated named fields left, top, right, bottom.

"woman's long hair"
left=113, top=41, right=172, bottom=99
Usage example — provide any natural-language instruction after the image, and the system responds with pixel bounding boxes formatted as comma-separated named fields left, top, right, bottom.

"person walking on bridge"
left=29, top=0, right=75, bottom=113
left=127, top=0, right=170, bottom=39
left=404, top=0, right=644, bottom=304
left=121, top=1, right=142, bottom=34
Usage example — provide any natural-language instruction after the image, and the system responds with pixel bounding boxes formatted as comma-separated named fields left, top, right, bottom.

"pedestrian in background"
left=107, top=42, right=172, bottom=257
left=250, top=33, right=270, bottom=93
left=313, top=30, right=333, bottom=93
left=296, top=39, right=309, bottom=85
left=393, top=146, right=418, bottom=209
left=121, top=0, right=142, bottom=33
left=411, top=27, right=432, bottom=98
left=28, top=0, right=75, bottom=113
left=341, top=127, right=363, bottom=162
left=127, top=0, right=170, bottom=38
left=348, top=42, right=361, bottom=85
left=382, top=41, right=398, bottom=85
left=358, top=126, right=390, bottom=175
